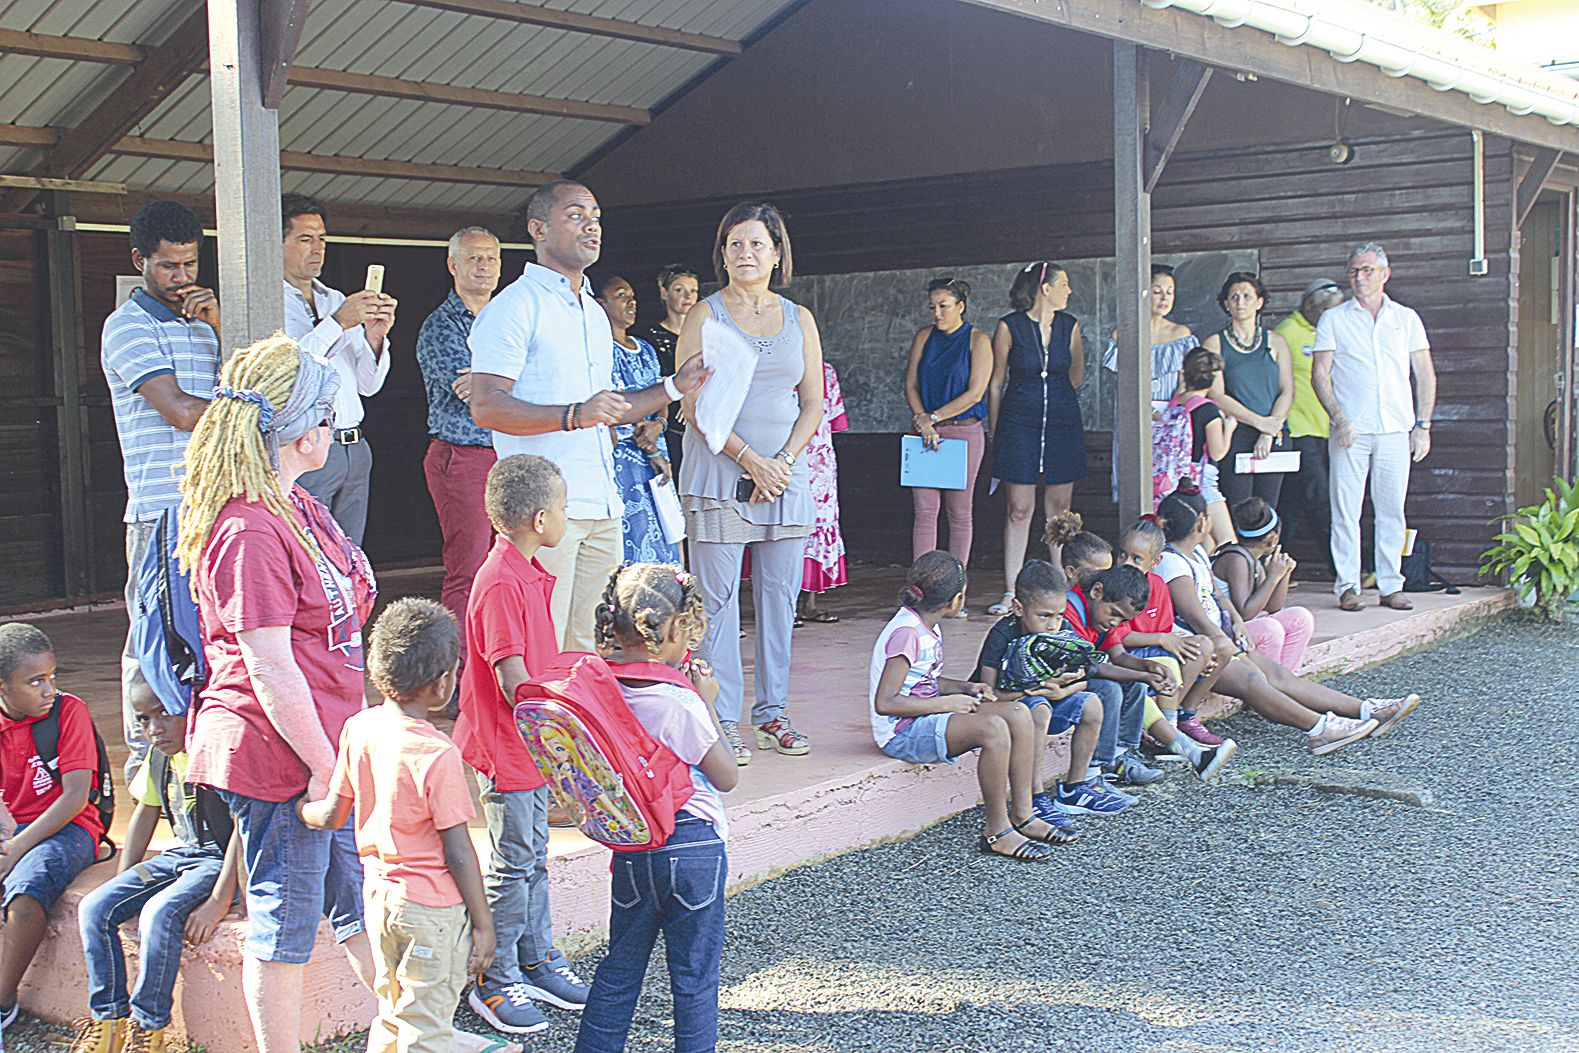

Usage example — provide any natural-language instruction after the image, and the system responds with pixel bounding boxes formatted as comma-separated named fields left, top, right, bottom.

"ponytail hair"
left=901, top=550, right=966, bottom=613
left=1156, top=483, right=1208, bottom=542
left=1045, top=510, right=1111, bottom=574
left=1009, top=260, right=1066, bottom=312
left=1120, top=515, right=1167, bottom=552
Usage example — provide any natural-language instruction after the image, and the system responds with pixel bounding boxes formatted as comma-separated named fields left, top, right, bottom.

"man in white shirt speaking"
left=1312, top=242, right=1438, bottom=613
left=469, top=180, right=708, bottom=651
left=281, top=193, right=397, bottom=545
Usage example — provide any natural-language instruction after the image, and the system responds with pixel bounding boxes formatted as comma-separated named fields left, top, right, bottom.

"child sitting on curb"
left=73, top=681, right=240, bottom=1053
left=300, top=598, right=515, bottom=1053
left=1213, top=498, right=1315, bottom=672
left=0, top=623, right=112, bottom=1032
left=869, top=552, right=1064, bottom=862
left=973, top=560, right=1118, bottom=824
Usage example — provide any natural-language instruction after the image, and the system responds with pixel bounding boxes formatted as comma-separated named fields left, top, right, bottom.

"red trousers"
left=423, top=439, right=497, bottom=650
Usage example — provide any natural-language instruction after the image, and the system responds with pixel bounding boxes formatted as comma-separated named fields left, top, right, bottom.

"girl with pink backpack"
left=1153, top=348, right=1237, bottom=546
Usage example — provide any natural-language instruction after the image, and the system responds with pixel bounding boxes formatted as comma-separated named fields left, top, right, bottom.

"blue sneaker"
left=1031, top=791, right=1078, bottom=834
left=469, top=976, right=550, bottom=1034
left=523, top=949, right=589, bottom=1011
left=1054, top=779, right=1133, bottom=816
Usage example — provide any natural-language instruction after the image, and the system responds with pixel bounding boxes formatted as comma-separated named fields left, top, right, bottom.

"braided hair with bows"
left=594, top=564, right=707, bottom=657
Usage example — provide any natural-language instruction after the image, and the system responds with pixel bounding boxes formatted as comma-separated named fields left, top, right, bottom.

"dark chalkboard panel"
left=775, top=250, right=1256, bottom=433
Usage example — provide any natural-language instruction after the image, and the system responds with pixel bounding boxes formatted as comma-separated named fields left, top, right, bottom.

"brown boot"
left=70, top=1018, right=127, bottom=1053
left=121, top=1021, right=165, bottom=1053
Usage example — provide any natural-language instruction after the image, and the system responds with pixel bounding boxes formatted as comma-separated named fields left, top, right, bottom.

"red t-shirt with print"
left=0, top=692, right=106, bottom=844
left=187, top=493, right=371, bottom=802
left=452, top=536, right=557, bottom=792
left=1106, top=573, right=1176, bottom=648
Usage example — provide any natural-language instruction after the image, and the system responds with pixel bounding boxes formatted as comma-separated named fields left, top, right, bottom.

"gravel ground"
left=11, top=618, right=1576, bottom=1053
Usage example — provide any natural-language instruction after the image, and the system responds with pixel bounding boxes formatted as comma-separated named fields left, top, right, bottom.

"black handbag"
left=1401, top=540, right=1460, bottom=594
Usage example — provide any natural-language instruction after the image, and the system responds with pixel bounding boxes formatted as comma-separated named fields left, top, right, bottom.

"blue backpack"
left=132, top=507, right=207, bottom=716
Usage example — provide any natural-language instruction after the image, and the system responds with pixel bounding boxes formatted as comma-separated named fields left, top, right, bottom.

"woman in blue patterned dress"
left=595, top=275, right=681, bottom=566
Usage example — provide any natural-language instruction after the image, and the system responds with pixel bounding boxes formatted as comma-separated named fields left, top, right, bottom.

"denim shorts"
left=217, top=789, right=365, bottom=964
left=3, top=821, right=95, bottom=915
left=881, top=713, right=955, bottom=765
left=1020, top=691, right=1091, bottom=736
left=1201, top=461, right=1224, bottom=505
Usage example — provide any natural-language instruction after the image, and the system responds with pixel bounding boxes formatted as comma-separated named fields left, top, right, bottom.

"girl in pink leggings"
left=1213, top=498, right=1314, bottom=671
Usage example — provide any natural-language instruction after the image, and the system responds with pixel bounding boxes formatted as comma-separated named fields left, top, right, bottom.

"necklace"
left=1225, top=324, right=1263, bottom=353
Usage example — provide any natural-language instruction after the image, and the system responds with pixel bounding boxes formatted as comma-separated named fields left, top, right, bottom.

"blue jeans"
left=1087, top=677, right=1147, bottom=767
left=480, top=780, right=553, bottom=983
left=574, top=814, right=726, bottom=1053
left=216, top=789, right=365, bottom=964
left=78, top=844, right=224, bottom=1029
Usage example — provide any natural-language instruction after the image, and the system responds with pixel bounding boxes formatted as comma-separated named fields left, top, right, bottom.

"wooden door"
left=1516, top=198, right=1562, bottom=510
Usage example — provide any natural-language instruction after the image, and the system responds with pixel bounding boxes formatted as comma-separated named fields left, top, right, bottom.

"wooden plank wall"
left=600, top=128, right=1519, bottom=582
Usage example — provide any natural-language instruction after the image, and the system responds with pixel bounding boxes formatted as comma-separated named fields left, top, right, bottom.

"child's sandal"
left=1013, top=815, right=1076, bottom=846
left=979, top=828, right=1052, bottom=862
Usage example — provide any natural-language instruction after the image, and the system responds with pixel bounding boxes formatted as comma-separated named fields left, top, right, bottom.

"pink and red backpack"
left=1151, top=393, right=1211, bottom=507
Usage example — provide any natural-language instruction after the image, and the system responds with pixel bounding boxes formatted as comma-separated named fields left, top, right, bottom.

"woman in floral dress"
left=797, top=359, right=849, bottom=623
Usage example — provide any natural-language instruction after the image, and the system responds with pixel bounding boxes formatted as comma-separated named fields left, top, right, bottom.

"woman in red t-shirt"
left=176, top=336, right=378, bottom=1053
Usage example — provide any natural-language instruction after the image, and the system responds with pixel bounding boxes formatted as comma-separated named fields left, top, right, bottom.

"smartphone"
left=364, top=264, right=385, bottom=294
left=735, top=476, right=756, bottom=503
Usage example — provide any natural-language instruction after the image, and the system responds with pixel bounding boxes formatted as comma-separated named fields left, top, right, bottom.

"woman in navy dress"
left=986, top=260, right=1087, bottom=614
left=595, top=274, right=681, bottom=566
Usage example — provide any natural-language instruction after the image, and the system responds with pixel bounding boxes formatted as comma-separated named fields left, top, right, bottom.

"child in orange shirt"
left=300, top=598, right=507, bottom=1053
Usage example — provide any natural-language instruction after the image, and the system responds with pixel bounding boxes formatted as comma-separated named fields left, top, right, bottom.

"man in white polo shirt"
left=469, top=180, right=708, bottom=651
left=281, top=192, right=397, bottom=545
left=1312, top=242, right=1438, bottom=613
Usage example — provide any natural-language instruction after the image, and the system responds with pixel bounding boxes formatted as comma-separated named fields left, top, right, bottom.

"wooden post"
left=44, top=192, right=94, bottom=601
left=1113, top=42, right=1153, bottom=525
left=208, top=0, right=284, bottom=353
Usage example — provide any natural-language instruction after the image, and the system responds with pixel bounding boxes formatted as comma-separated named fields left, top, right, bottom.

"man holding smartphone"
left=281, top=192, right=397, bottom=545
left=101, top=199, right=221, bottom=782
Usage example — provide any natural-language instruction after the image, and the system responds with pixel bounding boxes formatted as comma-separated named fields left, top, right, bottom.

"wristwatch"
left=928, top=412, right=939, bottom=425
left=774, top=449, right=796, bottom=467
left=1414, top=420, right=1432, bottom=431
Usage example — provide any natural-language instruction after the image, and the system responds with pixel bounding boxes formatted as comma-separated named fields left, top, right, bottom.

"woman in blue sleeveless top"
left=1201, top=271, right=1293, bottom=509
left=904, top=277, right=992, bottom=577
left=986, top=261, right=1087, bottom=614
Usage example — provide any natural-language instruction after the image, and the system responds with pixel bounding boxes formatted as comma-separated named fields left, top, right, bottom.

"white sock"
left=1308, top=712, right=1329, bottom=737
left=1168, top=735, right=1203, bottom=764
left=1360, top=698, right=1380, bottom=720
left=1085, top=764, right=1101, bottom=782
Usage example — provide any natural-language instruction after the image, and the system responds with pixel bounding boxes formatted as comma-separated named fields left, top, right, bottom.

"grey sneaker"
left=468, top=977, right=549, bottom=1034
left=1365, top=694, right=1421, bottom=737
left=719, top=721, right=751, bottom=766
left=523, top=950, right=588, bottom=1011
left=1107, top=751, right=1166, bottom=786
left=1308, top=713, right=1378, bottom=756
left=1098, top=773, right=1139, bottom=805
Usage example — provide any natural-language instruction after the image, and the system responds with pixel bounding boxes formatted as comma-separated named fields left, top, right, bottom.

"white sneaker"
left=1308, top=713, right=1378, bottom=756
left=1365, top=694, right=1421, bottom=737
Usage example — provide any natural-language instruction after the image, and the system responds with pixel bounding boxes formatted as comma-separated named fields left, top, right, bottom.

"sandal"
left=1012, top=815, right=1077, bottom=846
left=719, top=721, right=752, bottom=766
left=755, top=716, right=810, bottom=755
left=979, top=828, right=1052, bottom=862
left=986, top=592, right=1014, bottom=616
left=801, top=610, right=840, bottom=624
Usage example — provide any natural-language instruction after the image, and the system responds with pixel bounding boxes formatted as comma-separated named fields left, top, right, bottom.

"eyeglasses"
left=1346, top=266, right=1383, bottom=278
left=318, top=417, right=334, bottom=430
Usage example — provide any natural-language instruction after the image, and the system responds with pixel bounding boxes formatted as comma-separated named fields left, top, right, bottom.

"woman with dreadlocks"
left=177, top=335, right=378, bottom=1053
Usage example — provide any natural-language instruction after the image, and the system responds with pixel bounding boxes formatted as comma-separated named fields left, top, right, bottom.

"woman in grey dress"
left=675, top=202, right=826, bottom=765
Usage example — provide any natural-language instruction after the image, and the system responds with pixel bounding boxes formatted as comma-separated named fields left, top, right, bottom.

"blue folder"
left=900, top=435, right=969, bottom=490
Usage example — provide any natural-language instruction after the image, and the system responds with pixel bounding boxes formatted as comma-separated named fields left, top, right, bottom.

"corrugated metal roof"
left=0, top=0, right=799, bottom=216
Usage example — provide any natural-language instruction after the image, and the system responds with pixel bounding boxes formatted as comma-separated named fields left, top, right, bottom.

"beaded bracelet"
left=561, top=404, right=573, bottom=431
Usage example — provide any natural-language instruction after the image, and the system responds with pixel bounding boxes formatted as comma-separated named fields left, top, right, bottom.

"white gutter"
left=1142, top=0, right=1579, bottom=128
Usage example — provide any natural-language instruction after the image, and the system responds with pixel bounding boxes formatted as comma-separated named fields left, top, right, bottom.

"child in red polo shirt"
left=0, top=623, right=109, bottom=1028
left=452, top=454, right=587, bottom=1036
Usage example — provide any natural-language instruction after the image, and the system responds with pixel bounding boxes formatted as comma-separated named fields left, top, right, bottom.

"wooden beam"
left=284, top=65, right=650, bottom=124
left=0, top=27, right=144, bottom=64
left=1144, top=59, right=1212, bottom=194
left=1515, top=147, right=1563, bottom=228
left=960, top=0, right=1579, bottom=156
left=259, top=0, right=313, bottom=108
left=39, top=6, right=210, bottom=181
left=112, top=134, right=558, bottom=186
left=62, top=188, right=515, bottom=241
left=397, top=0, right=741, bottom=56
left=0, top=174, right=125, bottom=193
left=1114, top=41, right=1154, bottom=527
left=0, top=124, right=60, bottom=148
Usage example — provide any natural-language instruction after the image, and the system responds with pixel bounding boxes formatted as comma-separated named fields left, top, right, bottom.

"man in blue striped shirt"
left=100, top=200, right=221, bottom=779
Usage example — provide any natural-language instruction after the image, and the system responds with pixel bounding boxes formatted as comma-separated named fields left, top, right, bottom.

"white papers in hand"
left=695, top=316, right=758, bottom=454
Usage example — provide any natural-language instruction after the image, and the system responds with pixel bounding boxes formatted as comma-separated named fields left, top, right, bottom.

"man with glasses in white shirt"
left=1312, top=242, right=1438, bottom=613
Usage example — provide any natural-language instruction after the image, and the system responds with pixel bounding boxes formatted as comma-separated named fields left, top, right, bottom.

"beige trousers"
left=364, top=884, right=470, bottom=1053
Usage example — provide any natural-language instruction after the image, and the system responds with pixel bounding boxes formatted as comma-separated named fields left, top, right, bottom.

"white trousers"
left=1328, top=431, right=1410, bottom=597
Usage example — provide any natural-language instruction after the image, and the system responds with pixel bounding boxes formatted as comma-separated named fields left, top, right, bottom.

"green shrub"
left=1480, top=476, right=1579, bottom=621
